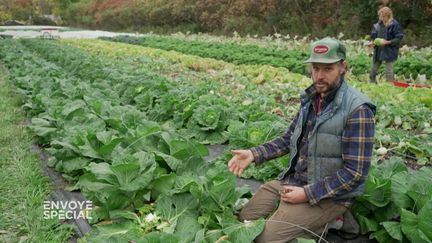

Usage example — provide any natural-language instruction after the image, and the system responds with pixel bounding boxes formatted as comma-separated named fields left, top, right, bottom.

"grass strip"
left=0, top=65, right=74, bottom=243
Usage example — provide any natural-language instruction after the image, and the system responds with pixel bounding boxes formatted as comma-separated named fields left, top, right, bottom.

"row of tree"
left=1, top=0, right=54, bottom=21
left=2, top=0, right=432, bottom=46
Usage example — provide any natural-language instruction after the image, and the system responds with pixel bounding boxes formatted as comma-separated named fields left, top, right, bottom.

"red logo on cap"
left=313, top=45, right=329, bottom=54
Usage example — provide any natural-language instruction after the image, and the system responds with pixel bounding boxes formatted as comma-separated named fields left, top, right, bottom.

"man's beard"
left=313, top=75, right=342, bottom=95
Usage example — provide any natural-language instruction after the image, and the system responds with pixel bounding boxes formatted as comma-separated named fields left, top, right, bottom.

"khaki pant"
left=369, top=60, right=395, bottom=83
left=239, top=180, right=347, bottom=243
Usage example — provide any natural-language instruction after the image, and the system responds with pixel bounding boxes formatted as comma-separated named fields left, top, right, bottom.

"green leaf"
left=111, top=162, right=156, bottom=192
left=82, top=221, right=140, bottom=242
left=156, top=193, right=199, bottom=220
left=51, top=140, right=80, bottom=154
left=154, top=152, right=182, bottom=172
left=374, top=202, right=400, bottom=223
left=133, top=151, right=157, bottom=170
left=77, top=173, right=118, bottom=206
left=391, top=171, right=413, bottom=209
left=151, top=173, right=176, bottom=199
left=78, top=173, right=116, bottom=192
left=417, top=157, right=429, bottom=165
left=155, top=193, right=200, bottom=237
left=362, top=176, right=392, bottom=207
left=219, top=215, right=265, bottom=243
left=87, top=162, right=116, bottom=184
left=140, top=232, right=179, bottom=243
left=97, top=138, right=123, bottom=157
left=175, top=211, right=202, bottom=243
left=111, top=162, right=139, bottom=184
left=61, top=99, right=86, bottom=118
left=418, top=199, right=432, bottom=241
left=407, top=167, right=432, bottom=211
left=202, top=229, right=224, bottom=243
left=401, top=208, right=432, bottom=243
left=79, top=145, right=103, bottom=159
left=208, top=173, right=238, bottom=208
left=96, top=131, right=115, bottom=145
left=406, top=141, right=426, bottom=159
left=379, top=156, right=407, bottom=179
left=191, top=106, right=221, bottom=130
left=194, top=229, right=206, bottom=243
left=173, top=174, right=201, bottom=194
left=177, top=156, right=208, bottom=176
left=79, top=134, right=104, bottom=159
left=105, top=191, right=131, bottom=210
left=88, top=206, right=110, bottom=224
left=356, top=214, right=379, bottom=234
left=58, top=157, right=92, bottom=173
left=109, top=210, right=139, bottom=221
left=381, top=221, right=402, bottom=241
left=135, top=120, right=162, bottom=137
left=29, top=117, right=56, bottom=137
left=168, top=139, right=209, bottom=159
left=369, top=228, right=394, bottom=243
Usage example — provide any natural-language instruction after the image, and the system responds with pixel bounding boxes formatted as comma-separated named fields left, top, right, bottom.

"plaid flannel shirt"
left=250, top=82, right=375, bottom=206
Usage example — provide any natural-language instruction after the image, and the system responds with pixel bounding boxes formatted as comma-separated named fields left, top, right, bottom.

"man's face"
left=311, top=62, right=343, bottom=95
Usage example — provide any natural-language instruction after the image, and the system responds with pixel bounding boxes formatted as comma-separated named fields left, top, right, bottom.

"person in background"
left=228, top=37, right=376, bottom=242
left=369, top=6, right=404, bottom=83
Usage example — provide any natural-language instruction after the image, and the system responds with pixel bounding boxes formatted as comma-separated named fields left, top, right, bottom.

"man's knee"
left=238, top=206, right=256, bottom=221
left=238, top=180, right=282, bottom=221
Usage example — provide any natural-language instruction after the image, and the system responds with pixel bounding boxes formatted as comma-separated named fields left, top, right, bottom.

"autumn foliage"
left=2, top=0, right=432, bottom=46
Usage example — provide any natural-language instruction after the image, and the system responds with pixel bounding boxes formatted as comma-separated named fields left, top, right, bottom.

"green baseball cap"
left=305, top=37, right=346, bottom=63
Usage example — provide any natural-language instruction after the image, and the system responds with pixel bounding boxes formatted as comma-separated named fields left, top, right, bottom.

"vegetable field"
left=0, top=34, right=431, bottom=242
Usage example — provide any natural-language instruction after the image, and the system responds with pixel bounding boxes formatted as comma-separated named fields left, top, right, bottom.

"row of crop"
left=0, top=39, right=274, bottom=242
left=60, top=39, right=432, bottom=173
left=100, top=35, right=309, bottom=75
left=60, top=39, right=432, bottom=242
left=100, top=35, right=432, bottom=81
left=153, top=33, right=432, bottom=81
left=58, top=38, right=307, bottom=181
left=66, top=39, right=308, bottom=119
left=25, top=39, right=292, bottom=142
left=164, top=33, right=432, bottom=60
left=59, top=39, right=306, bottom=117
left=76, top=38, right=313, bottom=86
left=64, top=38, right=432, bottom=165
left=1, top=38, right=431, bottom=242
left=25, top=38, right=298, bottom=184
left=174, top=33, right=432, bottom=81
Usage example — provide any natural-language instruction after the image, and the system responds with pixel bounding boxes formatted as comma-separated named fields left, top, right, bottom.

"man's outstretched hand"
left=228, top=150, right=254, bottom=176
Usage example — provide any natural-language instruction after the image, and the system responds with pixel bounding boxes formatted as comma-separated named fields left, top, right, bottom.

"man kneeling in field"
left=228, top=37, right=376, bottom=242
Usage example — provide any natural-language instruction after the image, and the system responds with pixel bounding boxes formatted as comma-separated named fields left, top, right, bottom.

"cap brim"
left=304, top=58, right=342, bottom=63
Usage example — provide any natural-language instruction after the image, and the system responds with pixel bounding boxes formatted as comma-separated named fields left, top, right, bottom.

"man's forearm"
left=250, top=137, right=291, bottom=164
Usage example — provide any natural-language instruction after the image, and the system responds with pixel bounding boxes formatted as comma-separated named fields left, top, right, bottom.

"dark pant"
left=369, top=60, right=394, bottom=83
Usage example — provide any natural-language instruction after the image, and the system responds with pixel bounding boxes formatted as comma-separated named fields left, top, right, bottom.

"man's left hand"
left=280, top=186, right=308, bottom=204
